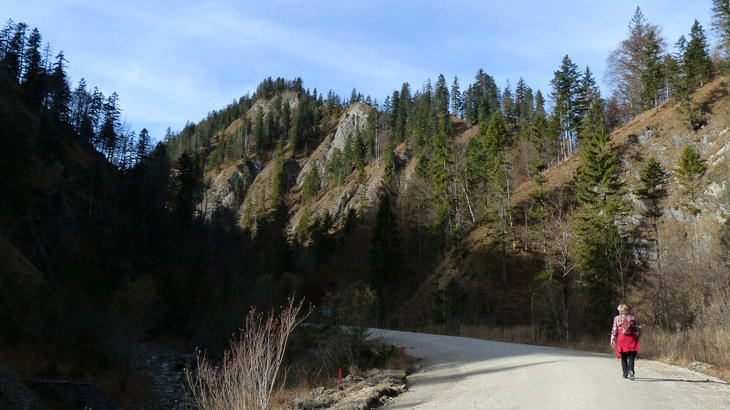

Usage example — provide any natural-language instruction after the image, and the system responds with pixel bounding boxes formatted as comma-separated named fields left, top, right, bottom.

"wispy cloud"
left=3, top=0, right=714, bottom=140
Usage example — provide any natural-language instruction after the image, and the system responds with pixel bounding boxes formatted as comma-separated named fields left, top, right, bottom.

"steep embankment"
left=487, top=77, right=730, bottom=252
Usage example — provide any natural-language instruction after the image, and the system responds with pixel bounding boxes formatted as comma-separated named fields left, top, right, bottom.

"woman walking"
left=610, top=304, right=641, bottom=380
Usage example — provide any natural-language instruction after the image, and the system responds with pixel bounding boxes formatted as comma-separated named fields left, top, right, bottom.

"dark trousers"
left=620, top=351, right=637, bottom=377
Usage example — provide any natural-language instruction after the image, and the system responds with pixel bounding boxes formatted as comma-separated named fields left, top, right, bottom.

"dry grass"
left=639, top=326, right=730, bottom=381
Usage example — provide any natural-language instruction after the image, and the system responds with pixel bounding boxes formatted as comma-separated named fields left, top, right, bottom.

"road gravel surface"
left=372, top=329, right=730, bottom=409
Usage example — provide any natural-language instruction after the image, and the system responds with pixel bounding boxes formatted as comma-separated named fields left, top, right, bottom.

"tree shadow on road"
left=409, top=360, right=560, bottom=387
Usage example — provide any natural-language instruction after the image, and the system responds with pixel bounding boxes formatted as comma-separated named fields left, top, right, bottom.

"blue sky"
left=2, top=0, right=714, bottom=142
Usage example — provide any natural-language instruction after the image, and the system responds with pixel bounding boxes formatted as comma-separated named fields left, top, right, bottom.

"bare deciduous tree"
left=605, top=7, right=663, bottom=120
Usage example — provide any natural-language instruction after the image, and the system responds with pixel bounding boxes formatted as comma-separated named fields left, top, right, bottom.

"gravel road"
left=371, top=329, right=730, bottom=409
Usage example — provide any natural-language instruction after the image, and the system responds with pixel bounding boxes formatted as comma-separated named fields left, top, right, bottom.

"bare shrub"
left=185, top=297, right=309, bottom=410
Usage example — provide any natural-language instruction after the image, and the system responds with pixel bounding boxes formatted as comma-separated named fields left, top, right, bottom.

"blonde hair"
left=617, top=304, right=629, bottom=314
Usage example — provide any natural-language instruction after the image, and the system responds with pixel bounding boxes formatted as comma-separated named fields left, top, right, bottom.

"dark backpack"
left=620, top=315, right=635, bottom=335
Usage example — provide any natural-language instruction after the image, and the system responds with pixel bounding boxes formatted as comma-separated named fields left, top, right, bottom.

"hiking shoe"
left=629, top=370, right=634, bottom=380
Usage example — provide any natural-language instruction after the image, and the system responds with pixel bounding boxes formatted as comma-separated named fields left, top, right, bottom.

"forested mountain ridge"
left=2, top=4, right=730, bottom=406
left=172, top=73, right=730, bottom=340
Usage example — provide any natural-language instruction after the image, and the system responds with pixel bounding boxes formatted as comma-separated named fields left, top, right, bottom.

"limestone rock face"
left=248, top=90, right=299, bottom=118
left=296, top=103, right=370, bottom=188
left=199, top=163, right=254, bottom=220
left=331, top=102, right=370, bottom=154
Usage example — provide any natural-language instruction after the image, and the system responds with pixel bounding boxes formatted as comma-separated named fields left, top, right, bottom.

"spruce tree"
left=534, top=90, right=546, bottom=117
left=574, top=130, right=630, bottom=322
left=675, top=146, right=707, bottom=218
left=515, top=77, right=534, bottom=125
left=434, top=74, right=449, bottom=116
left=483, top=114, right=512, bottom=282
left=369, top=189, right=403, bottom=326
left=581, top=94, right=607, bottom=142
left=671, top=35, right=701, bottom=129
left=640, top=29, right=665, bottom=110
left=429, top=117, right=455, bottom=243
left=21, top=27, right=44, bottom=107
left=254, top=110, right=265, bottom=156
left=502, top=80, right=517, bottom=127
left=575, top=66, right=599, bottom=143
left=270, top=141, right=286, bottom=208
left=683, top=20, right=712, bottom=88
left=635, top=157, right=669, bottom=325
left=2, top=21, right=26, bottom=81
left=136, top=128, right=151, bottom=160
left=301, top=165, right=319, bottom=205
left=711, top=0, right=730, bottom=63
left=550, top=55, right=580, bottom=159
left=393, top=83, right=411, bottom=142
left=48, top=51, right=71, bottom=126
left=675, top=145, right=708, bottom=262
left=364, top=107, right=377, bottom=163
left=450, top=75, right=462, bottom=117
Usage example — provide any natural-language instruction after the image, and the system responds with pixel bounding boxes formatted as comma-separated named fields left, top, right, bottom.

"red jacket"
left=610, top=314, right=641, bottom=358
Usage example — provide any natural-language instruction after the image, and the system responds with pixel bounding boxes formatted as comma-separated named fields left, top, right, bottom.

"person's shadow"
left=636, top=377, right=729, bottom=385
